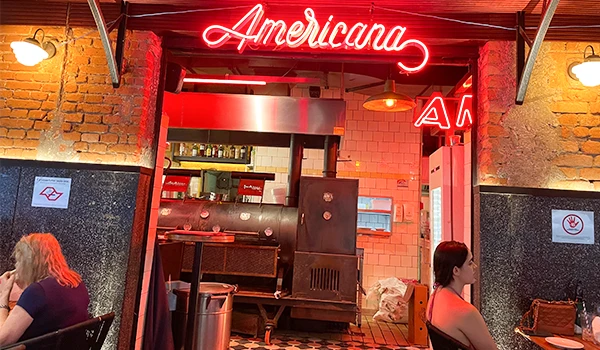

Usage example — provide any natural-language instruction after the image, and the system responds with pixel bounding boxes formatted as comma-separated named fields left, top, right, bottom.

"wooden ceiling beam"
left=172, top=56, right=470, bottom=87
left=2, top=1, right=599, bottom=43
left=165, top=38, right=480, bottom=62
left=523, top=0, right=542, bottom=13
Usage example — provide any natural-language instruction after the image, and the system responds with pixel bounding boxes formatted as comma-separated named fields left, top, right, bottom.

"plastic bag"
left=366, top=277, right=409, bottom=323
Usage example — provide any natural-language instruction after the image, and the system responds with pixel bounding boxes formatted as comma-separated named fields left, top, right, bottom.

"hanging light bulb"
left=569, top=45, right=600, bottom=87
left=10, top=29, right=56, bottom=67
left=363, top=80, right=416, bottom=112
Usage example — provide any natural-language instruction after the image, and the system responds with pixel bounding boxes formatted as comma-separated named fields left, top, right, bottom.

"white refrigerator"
left=427, top=144, right=471, bottom=300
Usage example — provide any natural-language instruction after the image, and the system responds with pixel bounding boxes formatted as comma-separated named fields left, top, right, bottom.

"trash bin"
left=172, top=283, right=236, bottom=350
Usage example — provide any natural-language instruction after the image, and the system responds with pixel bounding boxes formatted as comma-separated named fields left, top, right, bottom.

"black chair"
left=426, top=321, right=473, bottom=350
left=0, top=312, right=115, bottom=350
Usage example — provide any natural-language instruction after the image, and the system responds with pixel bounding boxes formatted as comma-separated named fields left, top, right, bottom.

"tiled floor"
left=229, top=316, right=423, bottom=349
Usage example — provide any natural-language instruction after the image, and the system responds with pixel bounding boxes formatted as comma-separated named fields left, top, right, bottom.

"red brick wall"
left=0, top=25, right=162, bottom=167
left=477, top=41, right=600, bottom=191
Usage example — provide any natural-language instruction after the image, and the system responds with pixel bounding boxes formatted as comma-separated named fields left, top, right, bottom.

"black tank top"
left=426, top=289, right=475, bottom=350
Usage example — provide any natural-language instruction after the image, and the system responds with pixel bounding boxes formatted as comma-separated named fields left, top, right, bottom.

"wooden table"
left=516, top=327, right=600, bottom=349
left=166, top=230, right=234, bottom=350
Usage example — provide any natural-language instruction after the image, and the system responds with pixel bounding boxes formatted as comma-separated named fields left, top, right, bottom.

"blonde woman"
left=0, top=233, right=90, bottom=346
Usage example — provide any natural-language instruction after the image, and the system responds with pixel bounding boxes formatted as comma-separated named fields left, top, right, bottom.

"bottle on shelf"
left=206, top=144, right=212, bottom=157
left=199, top=144, right=205, bottom=157
left=218, top=145, right=224, bottom=158
left=212, top=144, right=218, bottom=157
left=179, top=143, right=186, bottom=157
left=234, top=146, right=241, bottom=159
left=192, top=143, right=198, bottom=157
left=240, top=145, right=247, bottom=159
left=229, top=145, right=236, bottom=159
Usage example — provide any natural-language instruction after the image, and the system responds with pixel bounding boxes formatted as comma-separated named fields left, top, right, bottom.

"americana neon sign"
left=202, top=4, right=430, bottom=73
left=413, top=93, right=473, bottom=129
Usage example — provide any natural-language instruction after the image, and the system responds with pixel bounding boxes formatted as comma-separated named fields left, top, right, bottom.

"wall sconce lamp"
left=10, top=29, right=56, bottom=67
left=568, top=45, right=600, bottom=87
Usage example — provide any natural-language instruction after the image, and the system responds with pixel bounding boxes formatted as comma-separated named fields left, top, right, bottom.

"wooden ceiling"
left=3, top=0, right=599, bottom=43
left=13, top=0, right=600, bottom=16
left=124, top=0, right=600, bottom=17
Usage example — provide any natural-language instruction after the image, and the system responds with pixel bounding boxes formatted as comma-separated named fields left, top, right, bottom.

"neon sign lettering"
left=202, top=4, right=429, bottom=73
left=455, top=94, right=473, bottom=128
left=413, top=93, right=474, bottom=129
left=414, top=93, right=451, bottom=129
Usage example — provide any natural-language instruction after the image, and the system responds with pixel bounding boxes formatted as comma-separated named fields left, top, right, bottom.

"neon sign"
left=413, top=93, right=473, bottom=129
left=455, top=94, right=473, bottom=128
left=202, top=4, right=429, bottom=73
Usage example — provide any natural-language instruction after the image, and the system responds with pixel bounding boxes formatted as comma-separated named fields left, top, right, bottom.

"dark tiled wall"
left=0, top=159, right=151, bottom=350
left=473, top=186, right=600, bottom=350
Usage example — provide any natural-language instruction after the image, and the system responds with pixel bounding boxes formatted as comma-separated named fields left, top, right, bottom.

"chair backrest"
left=0, top=312, right=115, bottom=350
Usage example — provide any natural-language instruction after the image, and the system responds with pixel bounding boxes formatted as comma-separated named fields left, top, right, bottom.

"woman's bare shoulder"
left=455, top=302, right=487, bottom=329
left=449, top=300, right=479, bottom=321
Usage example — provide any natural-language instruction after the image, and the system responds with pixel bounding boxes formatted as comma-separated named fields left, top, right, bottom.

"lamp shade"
left=571, top=57, right=600, bottom=87
left=363, top=80, right=416, bottom=112
left=10, top=29, right=56, bottom=67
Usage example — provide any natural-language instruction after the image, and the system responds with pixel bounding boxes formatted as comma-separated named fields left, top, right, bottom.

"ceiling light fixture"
left=183, top=77, right=267, bottom=85
left=10, top=29, right=56, bottom=67
left=362, top=79, right=416, bottom=112
left=569, top=45, right=600, bottom=87
left=182, top=74, right=322, bottom=86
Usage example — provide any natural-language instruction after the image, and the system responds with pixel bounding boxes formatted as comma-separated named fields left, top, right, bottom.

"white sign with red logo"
left=552, top=210, right=594, bottom=245
left=162, top=175, right=191, bottom=192
left=238, top=179, right=265, bottom=196
left=31, top=176, right=72, bottom=209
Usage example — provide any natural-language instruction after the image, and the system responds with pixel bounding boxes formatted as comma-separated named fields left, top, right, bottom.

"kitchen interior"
left=155, top=53, right=472, bottom=345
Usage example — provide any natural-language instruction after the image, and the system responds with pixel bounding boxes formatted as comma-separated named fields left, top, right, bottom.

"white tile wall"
left=254, top=87, right=423, bottom=304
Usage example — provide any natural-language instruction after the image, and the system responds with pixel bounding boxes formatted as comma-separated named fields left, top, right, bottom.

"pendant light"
left=362, top=79, right=416, bottom=112
left=569, top=45, right=600, bottom=87
left=10, top=29, right=56, bottom=67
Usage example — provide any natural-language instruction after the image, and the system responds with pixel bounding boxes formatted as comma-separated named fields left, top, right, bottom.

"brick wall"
left=477, top=41, right=600, bottom=190
left=0, top=25, right=161, bottom=167
left=254, top=87, right=422, bottom=305
left=1, top=24, right=163, bottom=349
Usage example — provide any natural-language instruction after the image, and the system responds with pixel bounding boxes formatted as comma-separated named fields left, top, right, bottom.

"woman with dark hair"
left=426, top=241, right=497, bottom=350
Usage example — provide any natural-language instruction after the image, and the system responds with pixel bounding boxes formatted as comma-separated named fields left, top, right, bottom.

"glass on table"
left=579, top=306, right=600, bottom=344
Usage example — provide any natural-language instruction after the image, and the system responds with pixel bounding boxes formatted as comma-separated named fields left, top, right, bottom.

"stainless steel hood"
left=163, top=92, right=346, bottom=136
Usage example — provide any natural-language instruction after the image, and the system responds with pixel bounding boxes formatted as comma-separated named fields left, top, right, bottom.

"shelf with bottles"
left=173, top=143, right=252, bottom=165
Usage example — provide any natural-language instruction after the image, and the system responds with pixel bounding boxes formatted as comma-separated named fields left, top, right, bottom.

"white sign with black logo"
left=551, top=210, right=594, bottom=245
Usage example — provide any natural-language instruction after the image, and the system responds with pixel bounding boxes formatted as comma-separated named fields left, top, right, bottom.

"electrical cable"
left=127, top=5, right=255, bottom=18
left=526, top=24, right=600, bottom=30
left=56, top=16, right=121, bottom=47
left=373, top=5, right=516, bottom=31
